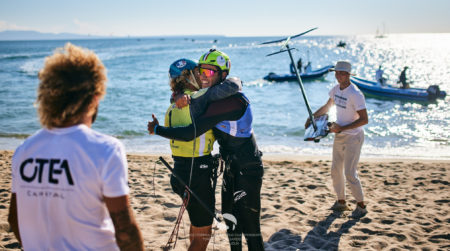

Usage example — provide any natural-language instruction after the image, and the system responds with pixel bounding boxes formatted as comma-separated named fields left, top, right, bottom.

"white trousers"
left=331, top=130, right=364, bottom=202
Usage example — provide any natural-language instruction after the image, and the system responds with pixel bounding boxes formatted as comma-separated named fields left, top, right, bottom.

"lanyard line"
left=188, top=106, right=196, bottom=187
left=159, top=156, right=221, bottom=223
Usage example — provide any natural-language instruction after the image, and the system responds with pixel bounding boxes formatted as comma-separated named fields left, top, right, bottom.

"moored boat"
left=350, top=76, right=446, bottom=101
left=264, top=65, right=334, bottom=82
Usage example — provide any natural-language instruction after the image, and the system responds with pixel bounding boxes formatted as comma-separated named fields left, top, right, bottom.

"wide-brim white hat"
left=330, top=60, right=355, bottom=75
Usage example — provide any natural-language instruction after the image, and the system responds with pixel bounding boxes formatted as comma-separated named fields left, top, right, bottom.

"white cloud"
left=0, top=20, right=30, bottom=31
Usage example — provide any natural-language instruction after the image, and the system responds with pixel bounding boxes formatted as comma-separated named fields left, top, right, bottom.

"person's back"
left=8, top=43, right=143, bottom=251
left=12, top=125, right=128, bottom=250
left=212, top=93, right=260, bottom=160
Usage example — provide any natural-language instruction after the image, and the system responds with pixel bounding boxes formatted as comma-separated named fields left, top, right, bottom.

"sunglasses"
left=199, top=67, right=218, bottom=77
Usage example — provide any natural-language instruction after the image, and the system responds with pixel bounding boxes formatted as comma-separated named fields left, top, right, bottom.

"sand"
left=0, top=150, right=449, bottom=250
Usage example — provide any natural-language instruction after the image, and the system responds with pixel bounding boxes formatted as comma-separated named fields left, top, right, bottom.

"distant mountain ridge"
left=0, top=30, right=109, bottom=41
left=0, top=30, right=227, bottom=41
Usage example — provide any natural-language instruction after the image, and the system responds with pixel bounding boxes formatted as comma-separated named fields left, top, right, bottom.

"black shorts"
left=170, top=155, right=216, bottom=227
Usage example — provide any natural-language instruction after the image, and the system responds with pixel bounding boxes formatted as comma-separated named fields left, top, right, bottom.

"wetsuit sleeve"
left=189, top=77, right=242, bottom=118
left=156, top=95, right=247, bottom=141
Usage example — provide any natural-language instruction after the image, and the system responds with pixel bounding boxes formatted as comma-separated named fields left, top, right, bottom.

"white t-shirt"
left=329, top=83, right=366, bottom=135
left=11, top=124, right=129, bottom=251
left=375, top=69, right=384, bottom=83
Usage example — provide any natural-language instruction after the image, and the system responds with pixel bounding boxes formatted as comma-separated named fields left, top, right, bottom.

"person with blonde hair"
left=8, top=43, right=144, bottom=250
left=150, top=58, right=241, bottom=251
left=149, top=49, right=265, bottom=251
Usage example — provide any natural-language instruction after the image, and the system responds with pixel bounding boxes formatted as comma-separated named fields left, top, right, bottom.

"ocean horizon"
left=1, top=33, right=449, bottom=159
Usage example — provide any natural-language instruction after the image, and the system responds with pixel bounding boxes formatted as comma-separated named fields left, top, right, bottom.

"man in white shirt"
left=305, top=61, right=368, bottom=217
left=375, top=65, right=385, bottom=86
left=8, top=43, right=144, bottom=250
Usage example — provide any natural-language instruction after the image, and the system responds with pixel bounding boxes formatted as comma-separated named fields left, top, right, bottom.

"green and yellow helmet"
left=199, top=49, right=231, bottom=73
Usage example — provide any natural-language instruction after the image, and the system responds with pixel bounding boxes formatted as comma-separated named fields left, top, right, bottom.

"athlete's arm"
left=7, top=193, right=21, bottom=245
left=199, top=77, right=242, bottom=101
left=153, top=95, right=247, bottom=141
left=176, top=77, right=242, bottom=117
left=105, top=195, right=144, bottom=251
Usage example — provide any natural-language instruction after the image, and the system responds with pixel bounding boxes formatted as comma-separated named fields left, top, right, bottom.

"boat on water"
left=375, top=23, right=388, bottom=38
left=350, top=76, right=446, bottom=102
left=337, top=41, right=346, bottom=48
left=264, top=65, right=334, bottom=82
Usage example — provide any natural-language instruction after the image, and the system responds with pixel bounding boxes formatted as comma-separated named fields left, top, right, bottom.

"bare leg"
left=188, top=225, right=212, bottom=251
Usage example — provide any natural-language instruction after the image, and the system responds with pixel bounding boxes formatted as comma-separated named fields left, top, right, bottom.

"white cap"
left=332, top=61, right=353, bottom=74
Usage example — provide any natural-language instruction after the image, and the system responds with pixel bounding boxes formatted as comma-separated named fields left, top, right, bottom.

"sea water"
left=0, top=34, right=449, bottom=159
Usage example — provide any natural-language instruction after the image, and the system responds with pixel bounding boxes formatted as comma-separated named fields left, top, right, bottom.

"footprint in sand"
left=380, top=219, right=395, bottom=225
left=162, top=202, right=179, bottom=208
left=285, top=207, right=306, bottom=215
left=428, top=234, right=450, bottom=244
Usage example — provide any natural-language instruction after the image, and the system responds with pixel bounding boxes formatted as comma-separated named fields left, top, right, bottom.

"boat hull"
left=264, top=65, right=334, bottom=82
left=350, top=76, right=446, bottom=102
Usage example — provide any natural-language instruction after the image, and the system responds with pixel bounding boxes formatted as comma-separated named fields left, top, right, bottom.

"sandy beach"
left=0, top=150, right=448, bottom=250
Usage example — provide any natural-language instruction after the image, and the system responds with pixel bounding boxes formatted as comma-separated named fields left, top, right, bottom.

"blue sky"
left=1, top=0, right=449, bottom=37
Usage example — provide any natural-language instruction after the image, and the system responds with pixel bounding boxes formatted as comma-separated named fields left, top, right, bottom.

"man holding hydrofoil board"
left=305, top=61, right=369, bottom=217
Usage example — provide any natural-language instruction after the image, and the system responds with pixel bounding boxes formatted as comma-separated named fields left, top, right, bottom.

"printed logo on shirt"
left=20, top=158, right=74, bottom=185
left=334, top=94, right=347, bottom=109
left=26, top=190, right=67, bottom=199
left=19, top=158, right=75, bottom=200
left=199, top=164, right=209, bottom=169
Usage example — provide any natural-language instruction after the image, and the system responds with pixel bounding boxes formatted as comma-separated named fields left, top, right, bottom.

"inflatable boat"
left=264, top=65, right=334, bottom=82
left=350, top=76, right=446, bottom=101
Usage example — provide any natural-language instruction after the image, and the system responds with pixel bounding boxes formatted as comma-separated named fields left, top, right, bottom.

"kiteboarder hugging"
left=148, top=49, right=265, bottom=251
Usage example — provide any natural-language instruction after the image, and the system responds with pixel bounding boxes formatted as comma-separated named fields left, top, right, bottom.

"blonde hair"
left=36, top=43, right=107, bottom=128
left=169, top=68, right=200, bottom=94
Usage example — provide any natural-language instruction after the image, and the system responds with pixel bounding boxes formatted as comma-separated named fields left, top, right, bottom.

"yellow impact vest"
left=164, top=90, right=215, bottom=157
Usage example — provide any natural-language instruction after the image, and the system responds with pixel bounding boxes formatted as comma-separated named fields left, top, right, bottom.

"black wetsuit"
left=399, top=69, right=408, bottom=88
left=156, top=93, right=265, bottom=251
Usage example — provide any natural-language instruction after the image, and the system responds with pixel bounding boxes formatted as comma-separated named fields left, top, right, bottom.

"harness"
left=163, top=104, right=222, bottom=250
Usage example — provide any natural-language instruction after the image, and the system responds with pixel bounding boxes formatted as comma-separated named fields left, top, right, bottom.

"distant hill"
left=0, top=30, right=228, bottom=41
left=0, top=30, right=109, bottom=41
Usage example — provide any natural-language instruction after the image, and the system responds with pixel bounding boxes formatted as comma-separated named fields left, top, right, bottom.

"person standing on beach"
left=7, top=43, right=144, bottom=250
left=305, top=60, right=368, bottom=217
left=158, top=58, right=241, bottom=251
left=148, top=49, right=265, bottom=251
